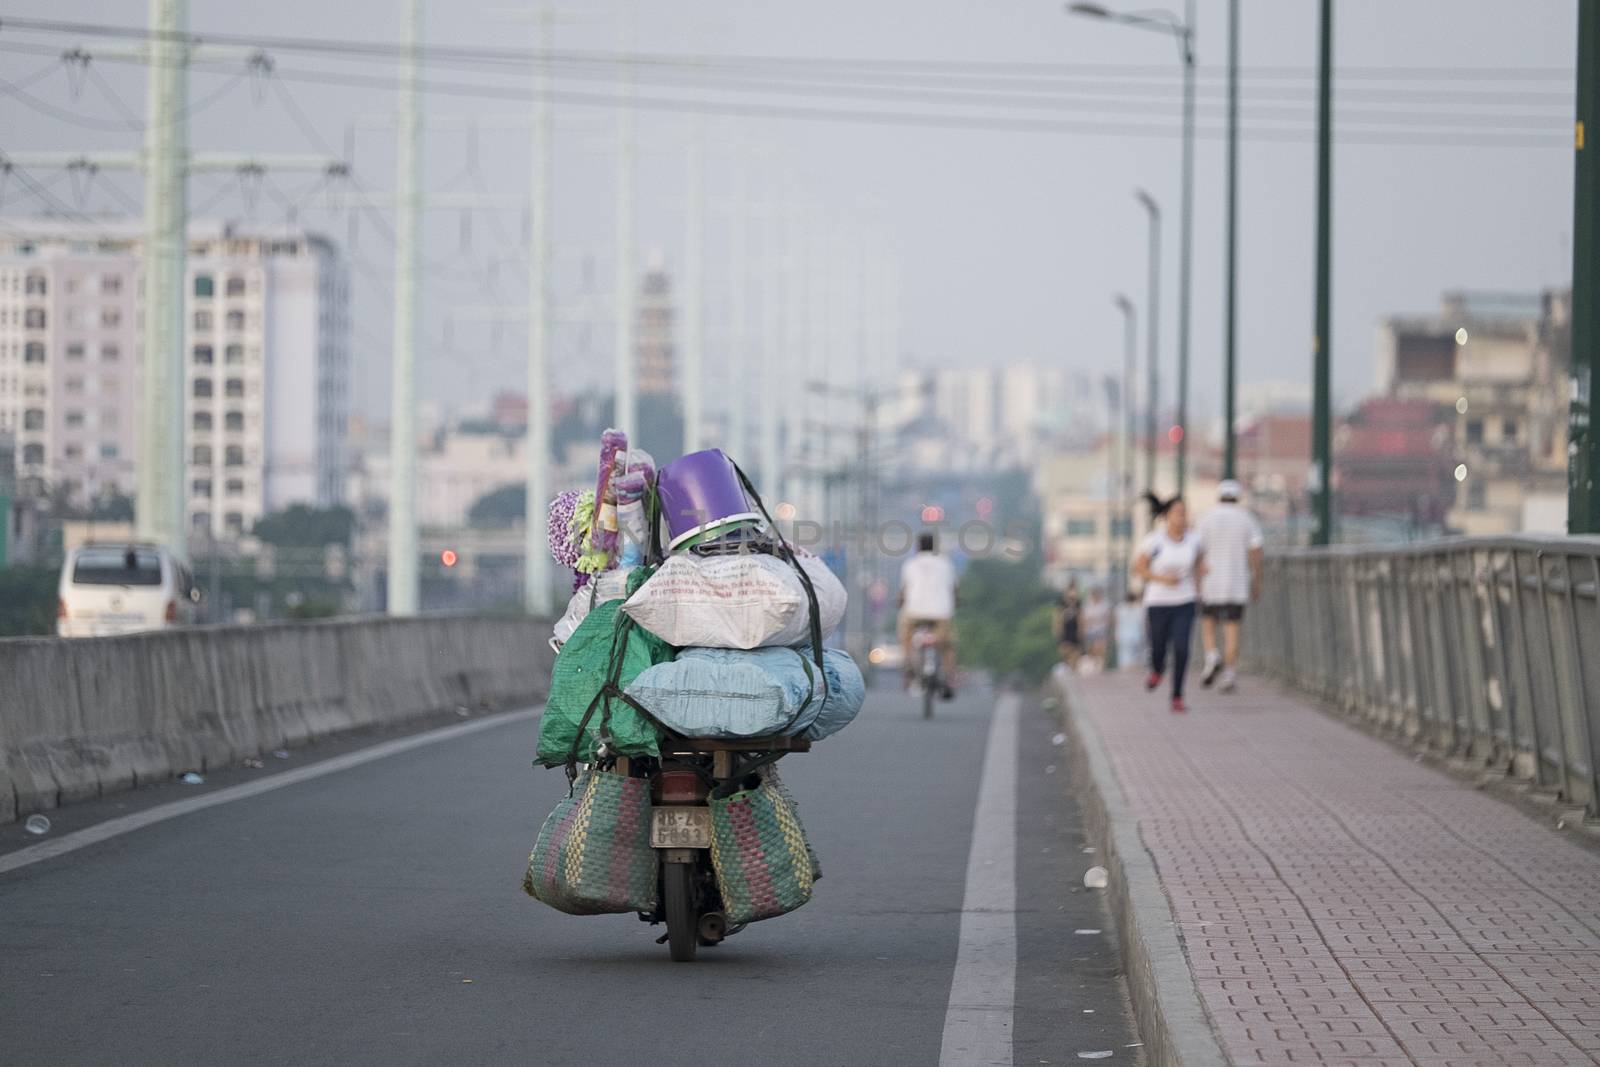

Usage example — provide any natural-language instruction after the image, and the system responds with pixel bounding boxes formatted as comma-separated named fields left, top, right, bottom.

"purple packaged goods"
left=591, top=428, right=628, bottom=562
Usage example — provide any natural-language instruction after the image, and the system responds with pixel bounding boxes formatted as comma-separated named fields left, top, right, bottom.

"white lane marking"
left=0, top=708, right=538, bottom=876
left=939, top=691, right=1019, bottom=1067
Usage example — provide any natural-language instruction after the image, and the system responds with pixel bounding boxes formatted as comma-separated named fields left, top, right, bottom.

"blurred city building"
left=1334, top=397, right=1455, bottom=538
left=1374, top=289, right=1569, bottom=534
left=0, top=220, right=350, bottom=543
left=635, top=259, right=676, bottom=399
left=1033, top=431, right=1229, bottom=591
left=883, top=363, right=1104, bottom=470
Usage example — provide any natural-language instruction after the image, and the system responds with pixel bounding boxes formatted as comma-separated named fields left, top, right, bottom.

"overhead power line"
left=0, top=14, right=1575, bottom=84
left=0, top=55, right=250, bottom=131
left=0, top=44, right=1568, bottom=148
left=0, top=27, right=1572, bottom=149
left=239, top=61, right=1577, bottom=148
left=0, top=33, right=1570, bottom=114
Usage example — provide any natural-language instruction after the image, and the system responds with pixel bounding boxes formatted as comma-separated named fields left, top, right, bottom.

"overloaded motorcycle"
left=633, top=735, right=810, bottom=962
left=527, top=447, right=847, bottom=963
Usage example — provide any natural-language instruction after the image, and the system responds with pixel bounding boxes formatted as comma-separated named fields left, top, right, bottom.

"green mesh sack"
left=537, top=570, right=674, bottom=766
left=521, top=768, right=658, bottom=915
left=709, top=773, right=816, bottom=925
left=764, top=765, right=821, bottom=883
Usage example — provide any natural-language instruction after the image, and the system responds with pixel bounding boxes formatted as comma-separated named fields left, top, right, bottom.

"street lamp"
left=1069, top=0, right=1194, bottom=494
left=1134, top=189, right=1161, bottom=495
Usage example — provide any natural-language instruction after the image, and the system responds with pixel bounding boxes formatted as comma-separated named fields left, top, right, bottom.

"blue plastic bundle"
left=623, top=647, right=865, bottom=742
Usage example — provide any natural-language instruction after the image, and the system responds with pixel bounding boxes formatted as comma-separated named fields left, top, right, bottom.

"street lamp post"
left=1223, top=0, right=1240, bottom=481
left=1069, top=1, right=1194, bottom=495
left=1311, top=0, right=1333, bottom=545
left=1113, top=293, right=1137, bottom=599
left=1135, top=189, right=1161, bottom=495
left=1570, top=2, right=1599, bottom=533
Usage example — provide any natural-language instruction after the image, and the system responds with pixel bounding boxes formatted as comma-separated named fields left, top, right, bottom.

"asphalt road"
left=0, top=681, right=1139, bottom=1066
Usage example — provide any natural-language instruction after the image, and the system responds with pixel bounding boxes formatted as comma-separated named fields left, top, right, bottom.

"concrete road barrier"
left=0, top=616, right=554, bottom=824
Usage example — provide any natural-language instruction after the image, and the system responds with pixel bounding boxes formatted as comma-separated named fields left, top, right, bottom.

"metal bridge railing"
left=1243, top=536, right=1600, bottom=818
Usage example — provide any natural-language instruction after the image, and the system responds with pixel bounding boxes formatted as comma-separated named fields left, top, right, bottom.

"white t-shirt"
left=1197, top=504, right=1264, bottom=604
left=1138, top=528, right=1203, bottom=607
left=900, top=551, right=956, bottom=620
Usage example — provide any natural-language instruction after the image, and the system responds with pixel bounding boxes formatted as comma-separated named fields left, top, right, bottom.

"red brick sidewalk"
left=1073, top=671, right=1600, bottom=1067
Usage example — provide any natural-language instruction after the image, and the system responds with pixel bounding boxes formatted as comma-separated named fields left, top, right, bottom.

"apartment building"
left=0, top=220, right=350, bottom=542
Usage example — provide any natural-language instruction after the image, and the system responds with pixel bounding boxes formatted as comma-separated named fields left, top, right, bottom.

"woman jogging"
left=1132, top=494, right=1206, bottom=712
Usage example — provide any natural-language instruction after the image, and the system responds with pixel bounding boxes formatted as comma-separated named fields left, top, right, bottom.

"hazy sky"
left=0, top=1, right=1577, bottom=435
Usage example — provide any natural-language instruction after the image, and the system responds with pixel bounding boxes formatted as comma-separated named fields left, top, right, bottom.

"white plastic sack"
left=620, top=552, right=846, bottom=649
left=550, top=567, right=634, bottom=648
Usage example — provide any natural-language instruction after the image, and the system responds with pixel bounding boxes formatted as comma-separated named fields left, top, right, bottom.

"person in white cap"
left=1196, top=479, right=1264, bottom=692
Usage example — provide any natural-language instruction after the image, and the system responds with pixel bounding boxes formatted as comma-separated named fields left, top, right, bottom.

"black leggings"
left=1147, top=602, right=1196, bottom=698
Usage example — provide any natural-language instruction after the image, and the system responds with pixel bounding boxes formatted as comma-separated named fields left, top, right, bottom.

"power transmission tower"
left=387, top=0, right=423, bottom=615
left=11, top=5, right=343, bottom=559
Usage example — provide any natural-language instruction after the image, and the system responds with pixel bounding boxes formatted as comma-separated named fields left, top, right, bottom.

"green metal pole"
left=1223, top=0, right=1239, bottom=482
left=1311, top=0, right=1333, bottom=545
left=1572, top=0, right=1600, bottom=534
left=1176, top=0, right=1195, bottom=494
left=1137, top=190, right=1161, bottom=495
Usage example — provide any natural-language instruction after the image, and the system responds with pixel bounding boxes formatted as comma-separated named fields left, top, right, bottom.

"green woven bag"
left=522, top=768, right=658, bottom=915
left=709, top=772, right=816, bottom=925
left=765, top=766, right=821, bottom=883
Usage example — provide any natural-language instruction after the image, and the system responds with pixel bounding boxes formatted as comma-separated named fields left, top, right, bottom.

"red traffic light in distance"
left=1167, top=424, right=1184, bottom=445
left=920, top=504, right=944, bottom=524
left=440, top=549, right=459, bottom=568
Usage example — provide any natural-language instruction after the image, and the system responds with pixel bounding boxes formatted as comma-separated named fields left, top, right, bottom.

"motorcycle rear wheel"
left=663, top=861, right=698, bottom=963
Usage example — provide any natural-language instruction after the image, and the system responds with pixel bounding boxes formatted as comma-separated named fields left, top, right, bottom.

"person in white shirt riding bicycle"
left=898, top=531, right=958, bottom=698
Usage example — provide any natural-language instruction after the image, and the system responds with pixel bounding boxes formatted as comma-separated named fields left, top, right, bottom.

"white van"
left=57, top=543, right=199, bottom=638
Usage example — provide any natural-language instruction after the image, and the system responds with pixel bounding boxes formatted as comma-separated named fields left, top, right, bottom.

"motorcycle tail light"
left=658, top=770, right=704, bottom=804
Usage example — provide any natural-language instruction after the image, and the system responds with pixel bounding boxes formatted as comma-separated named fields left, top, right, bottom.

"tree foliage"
left=252, top=505, right=355, bottom=548
left=468, top=483, right=526, bottom=527
left=955, top=555, right=1059, bottom=686
left=0, top=565, right=59, bottom=636
left=554, top=393, right=684, bottom=465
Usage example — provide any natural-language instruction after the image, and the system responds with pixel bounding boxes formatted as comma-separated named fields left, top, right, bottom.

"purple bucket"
left=656, top=449, right=762, bottom=551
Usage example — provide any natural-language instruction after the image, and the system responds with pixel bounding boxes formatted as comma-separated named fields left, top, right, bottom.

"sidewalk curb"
left=1050, top=667, right=1229, bottom=1067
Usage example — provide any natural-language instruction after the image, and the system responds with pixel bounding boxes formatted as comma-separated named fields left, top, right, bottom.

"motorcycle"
left=632, top=734, right=811, bottom=962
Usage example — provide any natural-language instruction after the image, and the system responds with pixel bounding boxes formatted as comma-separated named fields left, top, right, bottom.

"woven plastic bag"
left=522, top=769, right=658, bottom=915
left=537, top=569, right=673, bottom=766
left=709, top=772, right=816, bottom=924
left=764, top=765, right=821, bottom=883
left=620, top=551, right=846, bottom=649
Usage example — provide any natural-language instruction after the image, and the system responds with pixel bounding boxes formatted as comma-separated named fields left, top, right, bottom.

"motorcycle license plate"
left=651, top=806, right=712, bottom=849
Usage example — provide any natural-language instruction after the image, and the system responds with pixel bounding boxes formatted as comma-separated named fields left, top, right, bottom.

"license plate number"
left=652, top=806, right=712, bottom=848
